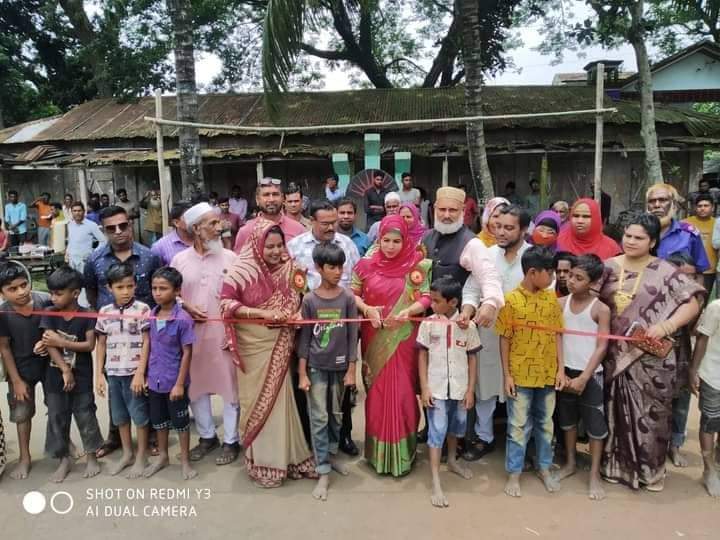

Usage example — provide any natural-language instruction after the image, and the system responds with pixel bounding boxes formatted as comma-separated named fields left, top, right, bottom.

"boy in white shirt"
left=690, top=298, right=720, bottom=497
left=417, top=276, right=481, bottom=508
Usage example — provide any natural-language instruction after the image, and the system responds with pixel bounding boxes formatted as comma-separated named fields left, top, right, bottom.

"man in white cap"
left=170, top=202, right=241, bottom=466
left=420, top=186, right=504, bottom=443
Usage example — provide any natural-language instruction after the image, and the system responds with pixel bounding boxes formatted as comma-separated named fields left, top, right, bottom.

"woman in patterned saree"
left=220, top=220, right=316, bottom=488
left=352, top=215, right=432, bottom=476
left=599, top=212, right=703, bottom=491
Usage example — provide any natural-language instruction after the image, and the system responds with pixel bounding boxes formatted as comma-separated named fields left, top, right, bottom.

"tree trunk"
left=168, top=0, right=205, bottom=199
left=629, top=0, right=664, bottom=183
left=458, top=0, right=494, bottom=202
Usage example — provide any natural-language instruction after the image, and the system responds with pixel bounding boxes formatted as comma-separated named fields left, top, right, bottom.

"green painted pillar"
left=364, top=134, right=381, bottom=171
left=394, top=152, right=411, bottom=185
left=332, top=153, right=351, bottom=193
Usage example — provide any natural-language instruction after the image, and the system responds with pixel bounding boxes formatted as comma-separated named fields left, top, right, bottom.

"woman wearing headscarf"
left=557, top=198, right=621, bottom=260
left=529, top=210, right=561, bottom=252
left=220, top=220, right=316, bottom=488
left=399, top=202, right=427, bottom=248
left=352, top=215, right=432, bottom=476
left=477, top=197, right=510, bottom=247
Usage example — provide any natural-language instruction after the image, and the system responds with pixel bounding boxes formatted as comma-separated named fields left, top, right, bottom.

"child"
left=690, top=297, right=720, bottom=497
left=94, top=262, right=152, bottom=478
left=142, top=266, right=197, bottom=480
left=298, top=242, right=358, bottom=501
left=417, top=276, right=480, bottom=508
left=554, top=254, right=610, bottom=501
left=666, top=251, right=698, bottom=468
left=553, top=251, right=575, bottom=298
left=40, top=266, right=104, bottom=482
left=0, top=262, right=52, bottom=479
left=495, top=246, right=566, bottom=497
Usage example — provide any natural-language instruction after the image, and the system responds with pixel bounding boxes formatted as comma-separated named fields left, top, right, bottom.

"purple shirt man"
left=146, top=303, right=196, bottom=393
left=151, top=230, right=191, bottom=266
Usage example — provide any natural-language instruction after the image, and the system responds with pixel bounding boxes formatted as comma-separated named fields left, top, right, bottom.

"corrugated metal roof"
left=3, top=86, right=719, bottom=146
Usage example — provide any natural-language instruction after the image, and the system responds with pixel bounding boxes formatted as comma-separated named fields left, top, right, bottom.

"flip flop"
left=215, top=443, right=241, bottom=466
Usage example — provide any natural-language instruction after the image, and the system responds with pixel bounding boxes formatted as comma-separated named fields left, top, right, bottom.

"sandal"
left=215, top=443, right=241, bottom=466
left=95, top=439, right=121, bottom=459
left=189, top=436, right=220, bottom=462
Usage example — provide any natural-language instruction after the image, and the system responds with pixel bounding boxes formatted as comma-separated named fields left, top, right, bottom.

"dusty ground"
left=1, top=384, right=717, bottom=540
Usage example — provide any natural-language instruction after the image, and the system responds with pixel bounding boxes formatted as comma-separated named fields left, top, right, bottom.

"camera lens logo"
left=22, top=491, right=74, bottom=515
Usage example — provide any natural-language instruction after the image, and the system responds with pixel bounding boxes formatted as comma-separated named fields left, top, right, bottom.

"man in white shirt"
left=287, top=198, right=361, bottom=455
left=228, top=185, right=248, bottom=222
left=398, top=172, right=421, bottom=206
left=460, top=204, right=531, bottom=460
left=66, top=202, right=106, bottom=273
left=325, top=174, right=345, bottom=203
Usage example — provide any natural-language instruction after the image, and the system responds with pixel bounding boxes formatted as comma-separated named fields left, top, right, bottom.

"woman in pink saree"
left=220, top=220, right=316, bottom=487
left=352, top=215, right=432, bottom=476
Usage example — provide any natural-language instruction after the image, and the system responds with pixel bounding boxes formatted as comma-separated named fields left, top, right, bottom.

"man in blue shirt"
left=336, top=198, right=371, bottom=256
left=646, top=182, right=709, bottom=470
left=325, top=174, right=345, bottom=203
left=4, top=190, right=27, bottom=247
left=647, top=183, right=709, bottom=271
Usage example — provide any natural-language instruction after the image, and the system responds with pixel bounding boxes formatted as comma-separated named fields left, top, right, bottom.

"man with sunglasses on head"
left=83, top=205, right=163, bottom=459
left=233, top=177, right=306, bottom=253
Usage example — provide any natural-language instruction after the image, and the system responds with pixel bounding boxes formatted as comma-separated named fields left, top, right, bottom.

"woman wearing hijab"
left=529, top=210, right=561, bottom=252
left=352, top=215, right=432, bottom=476
left=399, top=202, right=427, bottom=247
left=557, top=198, right=621, bottom=260
left=477, top=197, right=511, bottom=247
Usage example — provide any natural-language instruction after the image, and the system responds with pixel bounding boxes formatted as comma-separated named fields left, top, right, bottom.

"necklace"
left=613, top=255, right=649, bottom=315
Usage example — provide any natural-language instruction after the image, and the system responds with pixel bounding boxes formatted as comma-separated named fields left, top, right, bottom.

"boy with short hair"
left=40, top=266, right=104, bottom=482
left=495, top=246, right=566, bottom=498
left=554, top=254, right=610, bottom=501
left=417, top=275, right=480, bottom=508
left=0, top=262, right=52, bottom=479
left=298, top=242, right=358, bottom=501
left=94, top=262, right=152, bottom=478
left=142, top=266, right=197, bottom=480
left=690, top=297, right=720, bottom=497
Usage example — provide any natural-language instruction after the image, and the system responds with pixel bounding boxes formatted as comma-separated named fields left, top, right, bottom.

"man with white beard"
left=420, top=186, right=504, bottom=441
left=170, top=202, right=241, bottom=466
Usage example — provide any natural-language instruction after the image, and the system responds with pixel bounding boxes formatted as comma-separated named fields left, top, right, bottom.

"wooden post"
left=155, top=90, right=171, bottom=234
left=594, top=63, right=605, bottom=204
left=78, top=169, right=88, bottom=207
left=256, top=161, right=264, bottom=183
left=442, top=155, right=449, bottom=187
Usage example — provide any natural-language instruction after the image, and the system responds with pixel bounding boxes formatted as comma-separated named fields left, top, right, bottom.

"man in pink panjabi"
left=171, top=202, right=240, bottom=465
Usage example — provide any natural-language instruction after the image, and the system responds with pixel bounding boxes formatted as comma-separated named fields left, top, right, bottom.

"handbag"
left=626, top=322, right=674, bottom=358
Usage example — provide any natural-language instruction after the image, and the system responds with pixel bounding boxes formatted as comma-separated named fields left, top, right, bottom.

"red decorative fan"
left=348, top=169, right=397, bottom=199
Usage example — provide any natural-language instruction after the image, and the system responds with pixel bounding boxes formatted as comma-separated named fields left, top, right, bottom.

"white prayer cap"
left=385, top=191, right=401, bottom=204
left=183, top=202, right=215, bottom=228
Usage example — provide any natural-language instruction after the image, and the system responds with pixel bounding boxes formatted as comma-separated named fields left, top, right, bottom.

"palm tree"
left=168, top=0, right=205, bottom=198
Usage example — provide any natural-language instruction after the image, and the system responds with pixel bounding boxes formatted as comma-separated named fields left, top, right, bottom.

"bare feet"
left=703, top=468, right=720, bottom=497
left=447, top=459, right=473, bottom=480
left=537, top=469, right=561, bottom=493
left=669, top=446, right=688, bottom=468
left=312, top=474, right=329, bottom=501
left=330, top=457, right=349, bottom=476
left=181, top=462, right=198, bottom=480
left=10, top=460, right=31, bottom=480
left=83, top=454, right=101, bottom=478
left=430, top=477, right=449, bottom=508
left=555, top=462, right=577, bottom=482
left=126, top=459, right=147, bottom=479
left=588, top=475, right=606, bottom=501
left=69, top=440, right=86, bottom=460
left=143, top=455, right=169, bottom=478
left=50, top=457, right=72, bottom=483
left=504, top=473, right=522, bottom=497
left=108, top=453, right=134, bottom=476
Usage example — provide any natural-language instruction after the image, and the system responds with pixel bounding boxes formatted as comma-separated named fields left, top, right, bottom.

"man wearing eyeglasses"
left=287, top=199, right=361, bottom=456
left=232, top=177, right=306, bottom=253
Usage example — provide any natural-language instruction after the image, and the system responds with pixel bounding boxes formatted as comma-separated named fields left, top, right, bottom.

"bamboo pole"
left=143, top=107, right=618, bottom=134
left=77, top=169, right=88, bottom=207
left=155, top=90, right=171, bottom=234
left=594, top=63, right=605, bottom=204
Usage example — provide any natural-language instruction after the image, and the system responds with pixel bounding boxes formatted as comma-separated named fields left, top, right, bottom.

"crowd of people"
left=1, top=174, right=720, bottom=510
